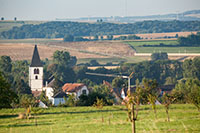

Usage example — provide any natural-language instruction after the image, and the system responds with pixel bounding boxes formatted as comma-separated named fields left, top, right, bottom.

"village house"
left=52, top=91, right=68, bottom=106
left=62, top=83, right=89, bottom=99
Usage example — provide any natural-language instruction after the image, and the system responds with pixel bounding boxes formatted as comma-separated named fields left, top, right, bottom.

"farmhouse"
left=62, top=83, right=89, bottom=99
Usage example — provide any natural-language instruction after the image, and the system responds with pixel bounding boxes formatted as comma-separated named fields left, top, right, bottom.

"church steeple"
left=29, top=44, right=43, bottom=92
left=30, top=45, right=42, bottom=67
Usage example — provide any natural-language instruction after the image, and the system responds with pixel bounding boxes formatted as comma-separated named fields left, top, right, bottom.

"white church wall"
left=29, top=67, right=43, bottom=91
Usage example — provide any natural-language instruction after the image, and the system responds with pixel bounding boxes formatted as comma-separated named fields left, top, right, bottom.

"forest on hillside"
left=1, top=20, right=200, bottom=39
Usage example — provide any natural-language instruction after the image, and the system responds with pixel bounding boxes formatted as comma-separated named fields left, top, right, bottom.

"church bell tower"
left=29, top=45, right=43, bottom=91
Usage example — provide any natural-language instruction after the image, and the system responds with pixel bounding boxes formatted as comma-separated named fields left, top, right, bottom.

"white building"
left=52, top=91, right=68, bottom=106
left=29, top=45, right=43, bottom=91
left=62, top=83, right=89, bottom=99
left=42, top=82, right=54, bottom=104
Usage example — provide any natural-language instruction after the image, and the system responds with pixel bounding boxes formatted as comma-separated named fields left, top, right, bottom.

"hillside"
left=0, top=41, right=135, bottom=62
left=1, top=20, right=200, bottom=39
left=60, top=10, right=200, bottom=23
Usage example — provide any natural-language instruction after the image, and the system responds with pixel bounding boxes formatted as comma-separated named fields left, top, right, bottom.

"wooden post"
left=132, top=103, right=136, bottom=133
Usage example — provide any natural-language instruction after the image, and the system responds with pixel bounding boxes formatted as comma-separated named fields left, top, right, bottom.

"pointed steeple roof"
left=30, top=45, right=42, bottom=67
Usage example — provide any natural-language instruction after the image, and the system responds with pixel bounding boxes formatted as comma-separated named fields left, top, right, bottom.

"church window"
left=35, top=75, right=38, bottom=79
left=34, top=69, right=37, bottom=74
left=34, top=68, right=39, bottom=74
left=37, top=69, right=39, bottom=74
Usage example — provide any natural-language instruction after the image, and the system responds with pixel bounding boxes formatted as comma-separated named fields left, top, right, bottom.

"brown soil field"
left=0, top=43, right=64, bottom=61
left=0, top=41, right=135, bottom=61
left=47, top=41, right=135, bottom=58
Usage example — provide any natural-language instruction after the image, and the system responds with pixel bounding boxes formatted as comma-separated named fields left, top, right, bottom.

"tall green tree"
left=183, top=57, right=200, bottom=80
left=0, top=56, right=12, bottom=73
left=0, top=72, right=18, bottom=109
left=174, top=78, right=200, bottom=111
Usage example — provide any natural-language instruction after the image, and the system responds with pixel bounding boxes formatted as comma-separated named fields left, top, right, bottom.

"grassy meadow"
left=0, top=104, right=199, bottom=133
left=127, top=40, right=200, bottom=53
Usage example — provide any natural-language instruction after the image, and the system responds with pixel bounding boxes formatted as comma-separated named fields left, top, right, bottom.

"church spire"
left=30, top=45, right=42, bottom=67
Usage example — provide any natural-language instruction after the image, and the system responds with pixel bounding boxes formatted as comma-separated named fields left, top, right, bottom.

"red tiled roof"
left=62, top=83, right=85, bottom=93
left=32, top=91, right=42, bottom=97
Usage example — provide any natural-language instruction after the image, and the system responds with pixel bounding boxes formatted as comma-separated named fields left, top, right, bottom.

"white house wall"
left=53, top=98, right=66, bottom=106
left=43, top=87, right=54, bottom=100
left=77, top=86, right=89, bottom=99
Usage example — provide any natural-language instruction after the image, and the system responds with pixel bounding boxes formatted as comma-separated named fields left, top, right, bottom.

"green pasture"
left=0, top=104, right=199, bottom=133
left=127, top=40, right=200, bottom=53
left=77, top=56, right=149, bottom=65
left=77, top=58, right=127, bottom=65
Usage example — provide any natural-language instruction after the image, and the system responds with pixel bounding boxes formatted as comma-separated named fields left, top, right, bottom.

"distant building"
left=62, top=83, right=89, bottom=99
left=29, top=45, right=43, bottom=92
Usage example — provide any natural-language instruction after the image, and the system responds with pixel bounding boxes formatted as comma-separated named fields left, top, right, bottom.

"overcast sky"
left=0, top=0, right=200, bottom=20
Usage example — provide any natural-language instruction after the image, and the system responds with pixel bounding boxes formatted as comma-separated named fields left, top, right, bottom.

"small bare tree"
left=124, top=88, right=140, bottom=133
left=162, top=93, right=176, bottom=122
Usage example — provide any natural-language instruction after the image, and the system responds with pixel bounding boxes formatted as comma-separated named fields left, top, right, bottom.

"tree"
left=112, top=77, right=127, bottom=89
left=89, top=60, right=99, bottom=66
left=0, top=56, right=12, bottom=73
left=0, top=73, right=18, bottom=109
left=94, top=35, right=99, bottom=41
left=162, top=93, right=175, bottom=122
left=174, top=78, right=200, bottom=111
left=143, top=79, right=159, bottom=118
left=183, top=57, right=200, bottom=80
left=53, top=50, right=71, bottom=66
left=151, top=52, right=168, bottom=61
left=1, top=17, right=4, bottom=21
left=14, top=17, right=17, bottom=21
left=64, top=35, right=74, bottom=42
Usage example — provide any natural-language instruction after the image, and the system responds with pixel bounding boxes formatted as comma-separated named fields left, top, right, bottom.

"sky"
left=0, top=0, right=200, bottom=20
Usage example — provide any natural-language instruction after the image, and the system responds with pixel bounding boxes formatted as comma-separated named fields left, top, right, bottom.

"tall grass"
left=0, top=104, right=199, bottom=133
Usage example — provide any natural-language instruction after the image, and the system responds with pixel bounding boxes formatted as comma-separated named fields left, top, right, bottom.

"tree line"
left=1, top=20, right=200, bottom=39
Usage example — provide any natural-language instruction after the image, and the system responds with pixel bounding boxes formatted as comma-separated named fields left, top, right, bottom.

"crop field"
left=0, top=39, right=199, bottom=64
left=0, top=41, right=136, bottom=63
left=127, top=40, right=200, bottom=53
left=0, top=104, right=199, bottom=133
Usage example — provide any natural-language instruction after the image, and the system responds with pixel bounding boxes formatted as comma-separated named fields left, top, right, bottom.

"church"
left=29, top=45, right=43, bottom=92
left=29, top=45, right=66, bottom=106
left=29, top=45, right=89, bottom=106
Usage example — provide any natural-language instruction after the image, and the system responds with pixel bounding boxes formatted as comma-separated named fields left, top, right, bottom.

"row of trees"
left=63, top=34, right=141, bottom=42
left=1, top=20, right=200, bottom=39
left=178, top=32, right=200, bottom=46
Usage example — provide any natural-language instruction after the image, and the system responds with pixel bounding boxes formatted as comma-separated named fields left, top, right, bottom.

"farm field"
left=0, top=104, right=199, bottom=133
left=0, top=39, right=199, bottom=64
left=0, top=41, right=137, bottom=64
left=127, top=40, right=200, bottom=53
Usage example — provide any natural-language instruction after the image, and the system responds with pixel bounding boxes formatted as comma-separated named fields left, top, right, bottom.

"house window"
left=34, top=68, right=39, bottom=74
left=35, top=75, right=38, bottom=79
left=82, top=90, right=87, bottom=95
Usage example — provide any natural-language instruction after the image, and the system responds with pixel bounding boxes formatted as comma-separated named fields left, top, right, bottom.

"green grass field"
left=0, top=104, right=199, bottom=133
left=127, top=40, right=200, bottom=53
